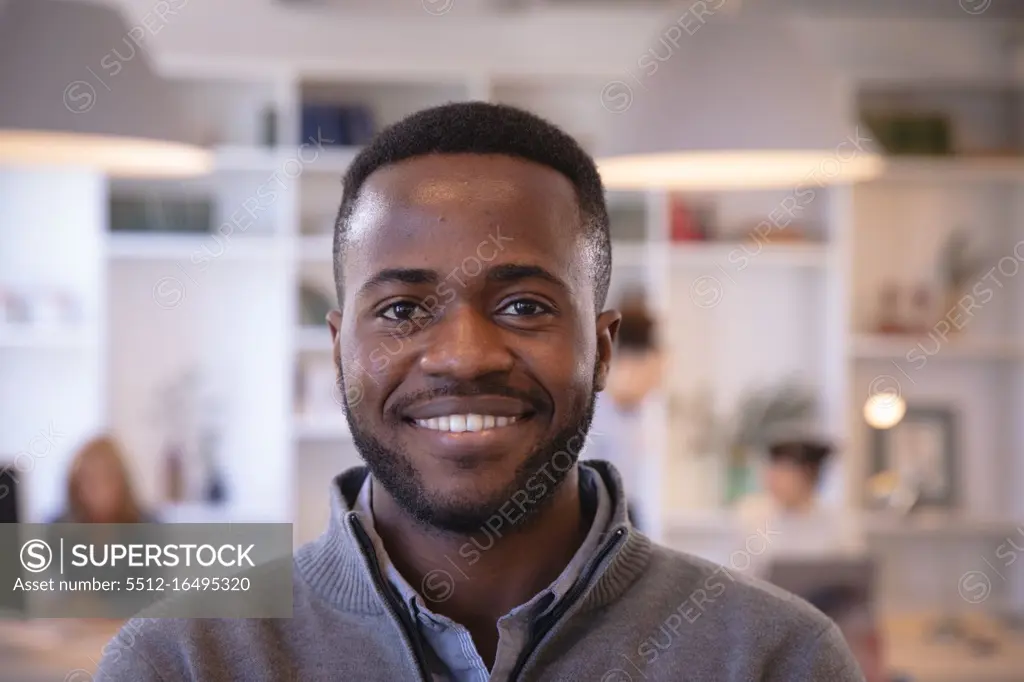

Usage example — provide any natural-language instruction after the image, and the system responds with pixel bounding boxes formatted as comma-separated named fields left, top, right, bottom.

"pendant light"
left=597, top=15, right=884, bottom=191
left=0, top=0, right=212, bottom=178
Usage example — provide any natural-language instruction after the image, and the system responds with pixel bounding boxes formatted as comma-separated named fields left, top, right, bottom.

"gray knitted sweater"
left=94, top=463, right=864, bottom=681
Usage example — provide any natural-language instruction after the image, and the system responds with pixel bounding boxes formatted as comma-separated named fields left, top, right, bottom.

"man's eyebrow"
left=486, top=263, right=568, bottom=290
left=356, top=268, right=440, bottom=299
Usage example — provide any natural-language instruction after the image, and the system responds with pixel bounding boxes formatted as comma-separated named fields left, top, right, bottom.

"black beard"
left=338, top=371, right=598, bottom=536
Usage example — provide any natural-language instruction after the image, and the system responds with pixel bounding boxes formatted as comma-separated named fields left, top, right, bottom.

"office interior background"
left=2, top=0, right=1024, bottom=680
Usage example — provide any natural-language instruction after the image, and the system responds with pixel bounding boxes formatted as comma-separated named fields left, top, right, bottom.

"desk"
left=0, top=620, right=119, bottom=682
left=885, top=613, right=1024, bottom=682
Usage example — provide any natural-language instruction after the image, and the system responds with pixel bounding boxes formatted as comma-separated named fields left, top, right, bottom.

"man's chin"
left=411, top=497, right=509, bottom=536
left=391, top=468, right=524, bottom=530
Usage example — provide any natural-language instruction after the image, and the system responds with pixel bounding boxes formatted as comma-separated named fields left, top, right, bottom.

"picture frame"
left=869, top=406, right=959, bottom=508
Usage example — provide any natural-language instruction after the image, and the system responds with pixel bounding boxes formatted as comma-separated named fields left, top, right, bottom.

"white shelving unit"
left=0, top=169, right=107, bottom=523
left=845, top=81, right=1024, bottom=613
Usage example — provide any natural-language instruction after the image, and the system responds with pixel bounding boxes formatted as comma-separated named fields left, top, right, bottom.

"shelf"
left=297, top=234, right=334, bottom=263
left=850, top=334, right=1023, bottom=361
left=213, top=145, right=361, bottom=175
left=301, top=147, right=362, bottom=175
left=875, top=156, right=1024, bottom=184
left=213, top=146, right=286, bottom=173
left=293, top=414, right=351, bottom=441
left=612, top=241, right=830, bottom=270
left=0, top=325, right=96, bottom=350
left=670, top=242, right=830, bottom=269
left=296, top=325, right=333, bottom=352
left=106, top=233, right=287, bottom=261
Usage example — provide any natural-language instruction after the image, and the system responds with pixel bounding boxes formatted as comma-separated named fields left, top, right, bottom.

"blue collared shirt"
left=352, top=467, right=612, bottom=682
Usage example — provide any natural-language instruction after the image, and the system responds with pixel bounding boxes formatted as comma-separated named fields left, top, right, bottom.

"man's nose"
left=418, top=303, right=515, bottom=379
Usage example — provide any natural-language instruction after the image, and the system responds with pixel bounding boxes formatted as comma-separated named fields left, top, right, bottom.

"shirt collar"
left=352, top=466, right=613, bottom=623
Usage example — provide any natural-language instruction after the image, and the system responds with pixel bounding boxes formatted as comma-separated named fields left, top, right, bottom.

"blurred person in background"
left=584, top=294, right=663, bottom=530
left=45, top=435, right=156, bottom=621
left=737, top=439, right=866, bottom=576
left=50, top=434, right=153, bottom=525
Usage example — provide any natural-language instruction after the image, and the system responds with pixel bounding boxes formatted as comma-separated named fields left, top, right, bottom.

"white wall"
left=0, top=169, right=106, bottom=521
left=108, top=251, right=293, bottom=521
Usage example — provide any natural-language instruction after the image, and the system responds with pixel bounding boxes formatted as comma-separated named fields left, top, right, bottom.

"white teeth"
left=414, top=414, right=520, bottom=432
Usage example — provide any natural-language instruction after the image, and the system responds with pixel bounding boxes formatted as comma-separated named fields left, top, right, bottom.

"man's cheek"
left=368, top=347, right=391, bottom=373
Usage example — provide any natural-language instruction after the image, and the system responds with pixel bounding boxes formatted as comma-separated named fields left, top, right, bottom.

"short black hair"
left=767, top=440, right=834, bottom=481
left=332, top=101, right=611, bottom=311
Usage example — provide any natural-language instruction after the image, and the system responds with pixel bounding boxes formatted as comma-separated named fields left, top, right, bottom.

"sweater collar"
left=294, top=460, right=652, bottom=618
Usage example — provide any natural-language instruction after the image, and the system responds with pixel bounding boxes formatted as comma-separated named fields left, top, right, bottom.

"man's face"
left=328, top=153, right=619, bottom=534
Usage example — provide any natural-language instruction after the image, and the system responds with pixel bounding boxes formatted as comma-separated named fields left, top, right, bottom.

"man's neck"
left=369, top=468, right=588, bottom=659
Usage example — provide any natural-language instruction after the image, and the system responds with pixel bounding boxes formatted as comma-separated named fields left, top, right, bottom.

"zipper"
left=349, top=516, right=432, bottom=682
left=507, top=527, right=628, bottom=682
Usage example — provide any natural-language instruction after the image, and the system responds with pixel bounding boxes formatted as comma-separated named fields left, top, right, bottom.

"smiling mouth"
left=410, top=413, right=531, bottom=433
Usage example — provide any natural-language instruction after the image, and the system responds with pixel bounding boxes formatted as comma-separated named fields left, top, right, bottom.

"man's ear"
left=594, top=310, right=621, bottom=392
left=326, top=309, right=342, bottom=373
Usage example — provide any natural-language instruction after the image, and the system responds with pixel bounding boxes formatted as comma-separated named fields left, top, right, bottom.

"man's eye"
left=380, top=302, right=430, bottom=322
left=498, top=300, right=550, bottom=317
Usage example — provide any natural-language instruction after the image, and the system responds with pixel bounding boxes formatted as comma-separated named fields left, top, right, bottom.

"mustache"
left=389, top=381, right=549, bottom=416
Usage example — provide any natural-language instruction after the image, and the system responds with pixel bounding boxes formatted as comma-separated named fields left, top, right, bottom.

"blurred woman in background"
left=51, top=434, right=152, bottom=524
left=45, top=435, right=156, bottom=619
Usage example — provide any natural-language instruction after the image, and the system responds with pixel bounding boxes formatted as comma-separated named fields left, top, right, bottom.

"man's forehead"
left=347, top=156, right=580, bottom=247
left=360, top=154, right=577, bottom=207
left=365, top=165, right=522, bottom=206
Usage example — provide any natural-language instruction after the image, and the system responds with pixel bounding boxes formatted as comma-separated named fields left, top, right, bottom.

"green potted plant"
left=676, top=381, right=818, bottom=506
